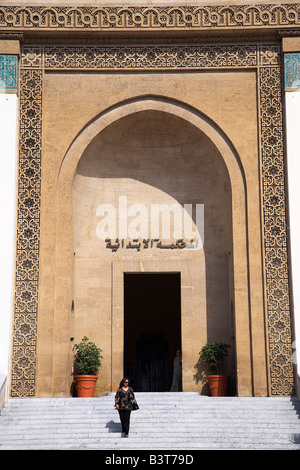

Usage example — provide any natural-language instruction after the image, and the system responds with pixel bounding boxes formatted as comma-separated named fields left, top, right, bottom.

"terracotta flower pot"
left=74, top=375, right=98, bottom=397
left=207, top=375, right=230, bottom=397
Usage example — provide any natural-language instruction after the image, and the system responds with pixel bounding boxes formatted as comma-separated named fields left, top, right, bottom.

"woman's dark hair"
left=119, top=377, right=130, bottom=388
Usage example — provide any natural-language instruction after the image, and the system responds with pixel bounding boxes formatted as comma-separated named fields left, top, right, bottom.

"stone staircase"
left=0, top=392, right=300, bottom=450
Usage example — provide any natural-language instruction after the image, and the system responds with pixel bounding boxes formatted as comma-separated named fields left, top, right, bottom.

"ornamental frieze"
left=0, top=4, right=300, bottom=32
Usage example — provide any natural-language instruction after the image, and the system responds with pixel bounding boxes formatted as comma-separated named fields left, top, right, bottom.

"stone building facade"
left=0, top=1, right=300, bottom=402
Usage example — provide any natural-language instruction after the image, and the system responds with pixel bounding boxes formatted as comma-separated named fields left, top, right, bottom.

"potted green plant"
left=199, top=342, right=231, bottom=396
left=73, top=336, right=103, bottom=397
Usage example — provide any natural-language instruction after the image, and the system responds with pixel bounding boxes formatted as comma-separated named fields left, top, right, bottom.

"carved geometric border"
left=11, top=40, right=294, bottom=397
left=10, top=68, right=42, bottom=397
left=259, top=65, right=294, bottom=395
left=1, top=5, right=300, bottom=32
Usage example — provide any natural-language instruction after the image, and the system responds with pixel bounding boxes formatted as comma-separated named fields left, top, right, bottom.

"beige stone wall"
left=2, top=0, right=295, bottom=399
left=35, top=67, right=265, bottom=396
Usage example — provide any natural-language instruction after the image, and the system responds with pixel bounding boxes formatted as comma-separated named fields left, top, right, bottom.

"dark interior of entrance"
left=124, top=273, right=181, bottom=392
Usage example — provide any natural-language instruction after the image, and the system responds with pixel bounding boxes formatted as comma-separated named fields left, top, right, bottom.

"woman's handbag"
left=132, top=398, right=139, bottom=411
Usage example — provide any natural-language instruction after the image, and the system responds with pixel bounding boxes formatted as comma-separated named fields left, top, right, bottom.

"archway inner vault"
left=71, top=108, right=236, bottom=394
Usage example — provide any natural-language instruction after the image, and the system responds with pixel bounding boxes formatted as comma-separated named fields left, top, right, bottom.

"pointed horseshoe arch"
left=51, top=96, right=252, bottom=396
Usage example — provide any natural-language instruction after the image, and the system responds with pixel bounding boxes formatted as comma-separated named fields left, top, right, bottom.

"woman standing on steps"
left=115, top=378, right=137, bottom=437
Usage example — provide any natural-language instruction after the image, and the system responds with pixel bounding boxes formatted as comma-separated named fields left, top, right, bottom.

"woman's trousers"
left=118, top=409, right=131, bottom=435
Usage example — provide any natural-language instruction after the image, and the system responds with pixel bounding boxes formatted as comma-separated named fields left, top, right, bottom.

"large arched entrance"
left=71, top=107, right=236, bottom=393
left=50, top=97, right=251, bottom=396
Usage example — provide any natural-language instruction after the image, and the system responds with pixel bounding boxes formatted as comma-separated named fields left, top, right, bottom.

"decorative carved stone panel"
left=1, top=5, right=300, bottom=32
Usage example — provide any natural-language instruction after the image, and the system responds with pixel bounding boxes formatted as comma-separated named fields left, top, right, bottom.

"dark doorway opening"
left=124, top=273, right=181, bottom=392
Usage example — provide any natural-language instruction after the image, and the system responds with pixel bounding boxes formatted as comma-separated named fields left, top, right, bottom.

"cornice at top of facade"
left=0, top=3, right=300, bottom=35
left=3, top=1, right=300, bottom=5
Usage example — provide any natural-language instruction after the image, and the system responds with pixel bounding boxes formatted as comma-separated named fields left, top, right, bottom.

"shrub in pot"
left=199, top=342, right=231, bottom=396
left=73, top=336, right=103, bottom=397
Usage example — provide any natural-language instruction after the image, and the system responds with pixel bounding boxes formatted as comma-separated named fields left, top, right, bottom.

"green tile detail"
left=284, top=53, right=300, bottom=89
left=0, top=55, right=18, bottom=90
